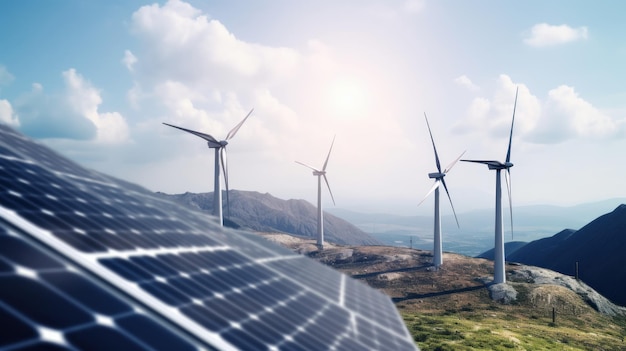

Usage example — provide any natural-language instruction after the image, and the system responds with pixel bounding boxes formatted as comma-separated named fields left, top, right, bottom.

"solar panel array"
left=0, top=125, right=418, bottom=351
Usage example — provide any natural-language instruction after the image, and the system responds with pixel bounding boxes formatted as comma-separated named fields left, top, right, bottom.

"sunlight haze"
left=1, top=0, right=625, bottom=216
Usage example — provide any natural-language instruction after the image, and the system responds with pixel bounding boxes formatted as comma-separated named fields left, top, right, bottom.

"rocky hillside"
left=508, top=205, right=626, bottom=306
left=156, top=190, right=381, bottom=246
left=262, top=233, right=626, bottom=350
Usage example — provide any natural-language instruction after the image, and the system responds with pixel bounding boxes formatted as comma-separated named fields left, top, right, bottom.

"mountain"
left=156, top=190, right=381, bottom=246
left=475, top=241, right=528, bottom=260
left=328, top=198, right=626, bottom=256
left=508, top=205, right=626, bottom=306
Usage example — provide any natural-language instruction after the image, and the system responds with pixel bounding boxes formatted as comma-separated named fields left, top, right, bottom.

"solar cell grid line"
left=266, top=256, right=343, bottom=302
left=0, top=222, right=206, bottom=351
left=0, top=126, right=418, bottom=350
left=345, top=276, right=409, bottom=332
left=264, top=261, right=415, bottom=346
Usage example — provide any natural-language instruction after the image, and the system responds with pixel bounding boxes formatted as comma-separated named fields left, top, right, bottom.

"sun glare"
left=327, top=79, right=367, bottom=119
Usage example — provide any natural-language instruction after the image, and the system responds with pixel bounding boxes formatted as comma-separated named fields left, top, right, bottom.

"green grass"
left=403, top=311, right=626, bottom=351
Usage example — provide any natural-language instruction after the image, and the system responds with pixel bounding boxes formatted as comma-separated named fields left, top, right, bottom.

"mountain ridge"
left=508, top=204, right=626, bottom=306
left=156, top=190, right=381, bottom=246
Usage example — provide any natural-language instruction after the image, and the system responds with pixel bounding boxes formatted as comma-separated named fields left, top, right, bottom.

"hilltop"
left=156, top=190, right=380, bottom=246
left=262, top=233, right=626, bottom=350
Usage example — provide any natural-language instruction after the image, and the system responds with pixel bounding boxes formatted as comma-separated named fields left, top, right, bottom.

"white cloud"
left=523, top=23, right=588, bottom=47
left=454, top=75, right=540, bottom=140
left=0, top=65, right=14, bottom=86
left=454, top=75, right=479, bottom=91
left=63, top=69, right=130, bottom=144
left=455, top=74, right=623, bottom=145
left=130, top=0, right=300, bottom=89
left=122, top=50, right=138, bottom=72
left=0, top=100, right=19, bottom=126
left=532, top=85, right=619, bottom=142
left=14, top=82, right=97, bottom=140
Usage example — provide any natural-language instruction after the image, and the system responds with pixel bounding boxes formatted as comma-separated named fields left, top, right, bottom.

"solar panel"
left=0, top=124, right=418, bottom=351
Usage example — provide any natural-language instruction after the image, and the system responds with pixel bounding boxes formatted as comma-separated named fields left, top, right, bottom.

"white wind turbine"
left=418, top=113, right=465, bottom=269
left=296, top=136, right=336, bottom=250
left=163, top=109, right=254, bottom=227
left=462, top=87, right=518, bottom=284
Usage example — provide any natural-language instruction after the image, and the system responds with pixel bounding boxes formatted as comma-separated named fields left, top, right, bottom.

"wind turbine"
left=163, top=109, right=254, bottom=227
left=418, top=113, right=465, bottom=269
left=296, top=136, right=336, bottom=250
left=462, top=87, right=518, bottom=284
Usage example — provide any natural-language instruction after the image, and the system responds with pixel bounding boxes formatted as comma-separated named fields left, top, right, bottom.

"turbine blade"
left=226, top=108, right=254, bottom=141
left=506, top=87, right=518, bottom=163
left=424, top=113, right=442, bottom=173
left=444, top=150, right=467, bottom=173
left=163, top=123, right=220, bottom=144
left=322, top=135, right=336, bottom=171
left=295, top=161, right=320, bottom=172
left=441, top=178, right=460, bottom=228
left=461, top=159, right=504, bottom=168
left=505, top=168, right=513, bottom=239
left=220, top=147, right=230, bottom=219
left=418, top=180, right=441, bottom=207
left=323, top=174, right=336, bottom=205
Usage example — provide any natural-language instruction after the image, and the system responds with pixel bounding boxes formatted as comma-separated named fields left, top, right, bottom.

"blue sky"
left=1, top=0, right=626, bottom=215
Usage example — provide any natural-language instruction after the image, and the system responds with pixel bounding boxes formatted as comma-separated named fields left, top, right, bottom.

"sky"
left=1, top=0, right=626, bottom=216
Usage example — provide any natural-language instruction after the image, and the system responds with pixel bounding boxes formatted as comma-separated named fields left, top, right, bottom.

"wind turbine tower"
left=418, top=113, right=465, bottom=268
left=296, top=136, right=336, bottom=250
left=163, top=109, right=254, bottom=227
left=462, top=88, right=518, bottom=284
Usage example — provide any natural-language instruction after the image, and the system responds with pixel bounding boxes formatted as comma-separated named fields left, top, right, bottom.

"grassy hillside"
left=262, top=234, right=626, bottom=350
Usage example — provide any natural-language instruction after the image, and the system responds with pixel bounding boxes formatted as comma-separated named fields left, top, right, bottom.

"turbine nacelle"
left=207, top=140, right=228, bottom=149
left=428, top=172, right=445, bottom=179
left=312, top=170, right=326, bottom=176
left=486, top=161, right=513, bottom=170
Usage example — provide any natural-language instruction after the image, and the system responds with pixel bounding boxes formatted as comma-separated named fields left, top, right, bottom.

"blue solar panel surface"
left=0, top=125, right=418, bottom=351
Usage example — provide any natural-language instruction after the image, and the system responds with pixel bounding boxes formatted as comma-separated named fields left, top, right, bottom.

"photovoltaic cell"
left=0, top=223, right=203, bottom=351
left=0, top=124, right=418, bottom=350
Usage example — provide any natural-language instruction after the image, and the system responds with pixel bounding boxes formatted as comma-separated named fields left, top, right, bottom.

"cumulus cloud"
left=455, top=74, right=623, bottom=145
left=14, top=83, right=97, bottom=140
left=129, top=0, right=300, bottom=89
left=14, top=70, right=129, bottom=143
left=453, top=75, right=540, bottom=139
left=454, top=75, right=480, bottom=91
left=63, top=69, right=129, bottom=143
left=523, top=23, right=588, bottom=47
left=0, top=65, right=14, bottom=87
left=0, top=100, right=19, bottom=126
left=122, top=50, right=138, bottom=72
left=529, top=85, right=619, bottom=143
